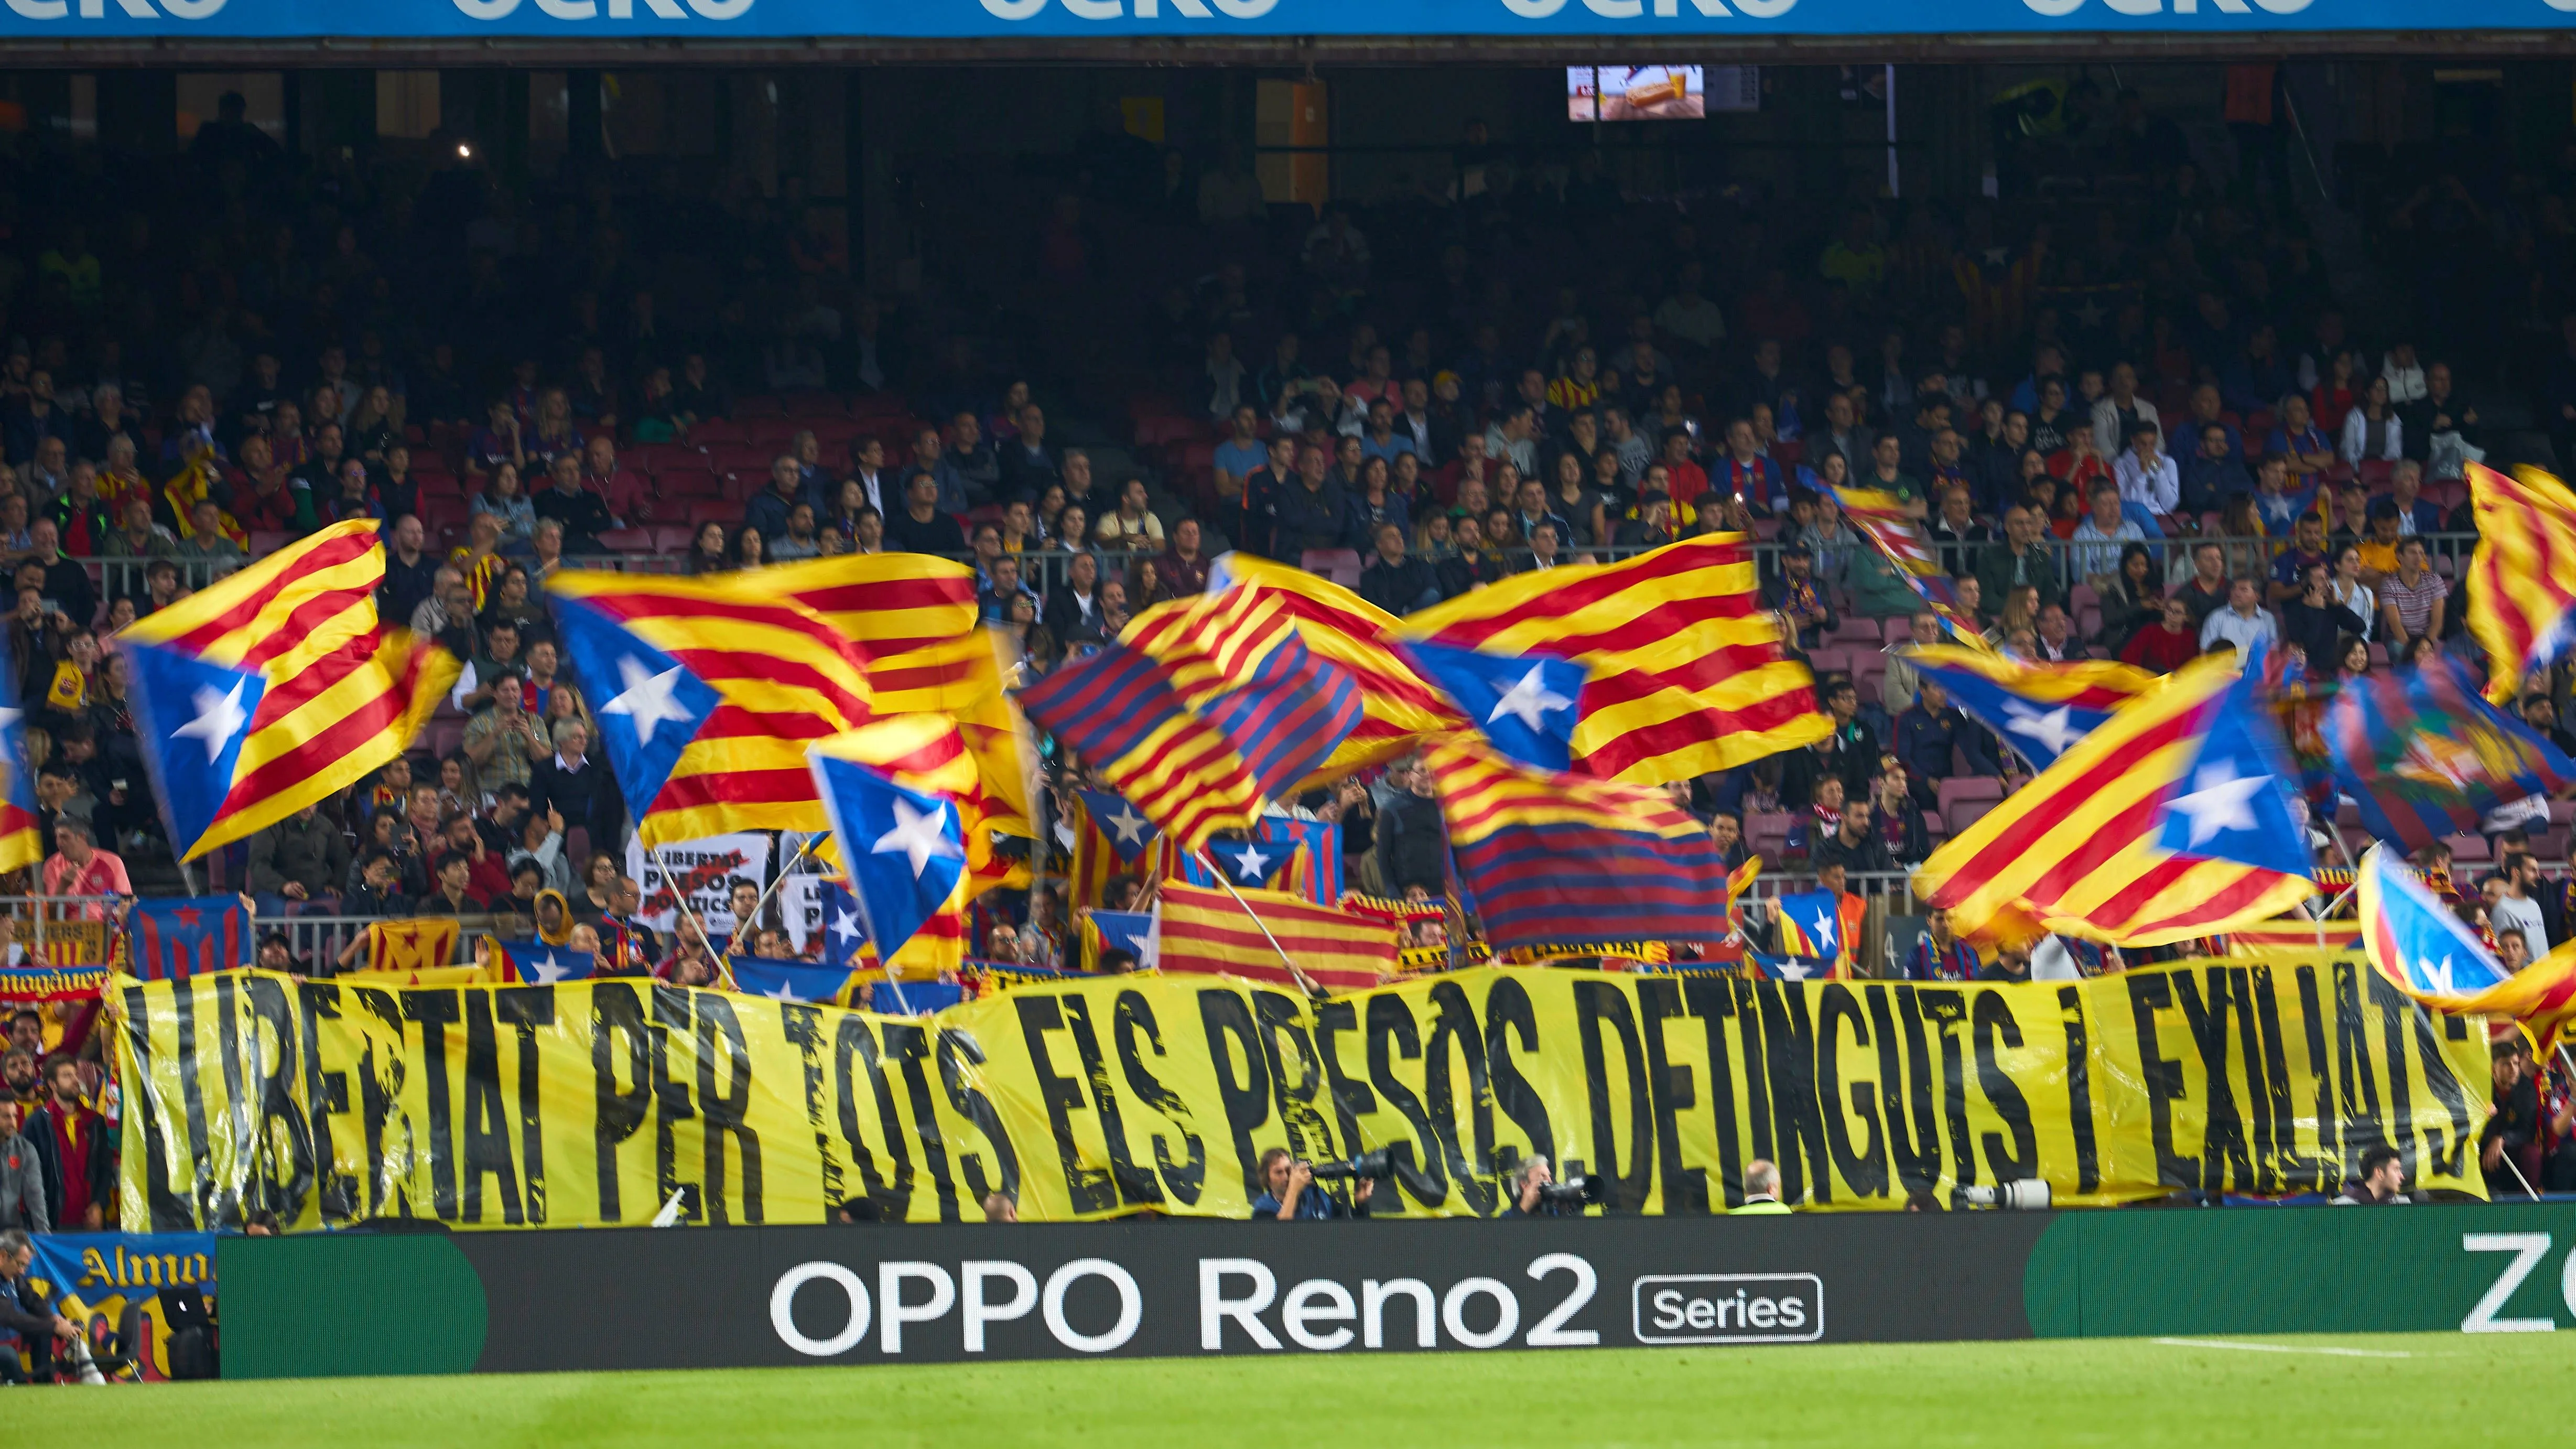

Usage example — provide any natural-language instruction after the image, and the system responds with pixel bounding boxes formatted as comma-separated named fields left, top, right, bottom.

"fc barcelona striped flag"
left=1154, top=880, right=1393, bottom=991
left=1425, top=733, right=1731, bottom=954
left=1170, top=814, right=1342, bottom=905
left=118, top=520, right=460, bottom=859
left=2321, top=650, right=2576, bottom=851
left=1833, top=485, right=1992, bottom=650
left=127, top=896, right=251, bottom=982
left=1021, top=587, right=1361, bottom=852
left=1397, top=535, right=1831, bottom=786
left=1201, top=553, right=1463, bottom=781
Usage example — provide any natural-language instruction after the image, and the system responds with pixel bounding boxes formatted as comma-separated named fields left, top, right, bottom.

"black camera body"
left=1533, top=1174, right=1606, bottom=1211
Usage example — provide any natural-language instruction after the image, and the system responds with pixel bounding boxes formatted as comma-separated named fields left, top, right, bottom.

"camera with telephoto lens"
left=1309, top=1148, right=1400, bottom=1181
left=1533, top=1173, right=1606, bottom=1210
left=1956, top=1180, right=2051, bottom=1210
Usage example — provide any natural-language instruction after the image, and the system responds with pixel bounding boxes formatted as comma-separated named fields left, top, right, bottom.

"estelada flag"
left=1155, top=880, right=1393, bottom=992
left=1395, top=535, right=1832, bottom=787
left=489, top=938, right=596, bottom=985
left=2357, top=842, right=2576, bottom=1055
left=1912, top=653, right=2317, bottom=947
left=127, top=896, right=251, bottom=982
left=2464, top=462, right=2576, bottom=702
left=118, top=520, right=459, bottom=860
left=365, top=917, right=460, bottom=975
left=0, top=633, right=41, bottom=875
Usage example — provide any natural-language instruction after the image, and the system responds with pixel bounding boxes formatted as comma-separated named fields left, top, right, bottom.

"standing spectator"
left=24, top=1057, right=106, bottom=1231
left=39, top=818, right=126, bottom=910
left=0, top=1104, right=44, bottom=1231
left=532, top=717, right=620, bottom=855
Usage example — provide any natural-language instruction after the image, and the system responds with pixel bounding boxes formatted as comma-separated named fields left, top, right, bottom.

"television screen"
left=1567, top=66, right=1706, bottom=122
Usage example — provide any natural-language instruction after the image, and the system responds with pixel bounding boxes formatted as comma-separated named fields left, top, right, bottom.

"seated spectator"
left=2200, top=577, right=2279, bottom=655
left=2173, top=540, right=2232, bottom=626
left=341, top=849, right=414, bottom=919
left=2267, top=394, right=2335, bottom=478
left=1973, top=505, right=2063, bottom=619
left=2111, top=420, right=2179, bottom=514
left=882, top=471, right=966, bottom=556
left=1814, top=795, right=1895, bottom=874
left=2377, top=536, right=2448, bottom=652
left=2180, top=420, right=2252, bottom=515
left=1094, top=477, right=1165, bottom=553
left=530, top=717, right=621, bottom=852
left=247, top=802, right=350, bottom=914
left=533, top=453, right=612, bottom=554
left=415, top=851, right=490, bottom=916
left=2069, top=483, right=2144, bottom=591
left=2281, top=559, right=2367, bottom=665
left=1155, top=517, right=1211, bottom=597
left=1044, top=552, right=1108, bottom=644
left=1761, top=543, right=1834, bottom=652
left=1358, top=522, right=1440, bottom=616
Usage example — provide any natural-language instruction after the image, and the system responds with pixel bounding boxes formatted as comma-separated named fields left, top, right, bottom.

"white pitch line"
left=2152, top=1336, right=2415, bottom=1359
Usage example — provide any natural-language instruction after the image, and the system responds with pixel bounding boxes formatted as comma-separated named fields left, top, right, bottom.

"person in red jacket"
left=2120, top=595, right=2202, bottom=673
left=25, top=1057, right=107, bottom=1231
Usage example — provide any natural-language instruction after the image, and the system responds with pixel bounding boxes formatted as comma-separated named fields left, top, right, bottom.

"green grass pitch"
left=51, top=1334, right=2560, bottom=1446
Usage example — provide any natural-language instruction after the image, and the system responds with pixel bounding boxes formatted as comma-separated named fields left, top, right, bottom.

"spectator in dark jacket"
left=530, top=717, right=623, bottom=853
left=246, top=803, right=351, bottom=912
left=1357, top=523, right=1440, bottom=616
left=1375, top=758, right=1447, bottom=895
left=1272, top=444, right=1348, bottom=560
left=1437, top=515, right=1509, bottom=599
left=24, top=1057, right=107, bottom=1231
left=1892, top=679, right=1999, bottom=807
left=0, top=1228, right=81, bottom=1383
left=2180, top=420, right=2254, bottom=515
left=532, top=455, right=615, bottom=554
left=0, top=1102, right=47, bottom=1232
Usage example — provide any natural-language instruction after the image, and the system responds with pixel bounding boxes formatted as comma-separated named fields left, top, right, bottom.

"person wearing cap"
left=1761, top=542, right=1835, bottom=652
left=40, top=816, right=127, bottom=920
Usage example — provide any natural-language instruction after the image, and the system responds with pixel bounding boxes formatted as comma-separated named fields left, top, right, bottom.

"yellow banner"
left=110, top=957, right=2492, bottom=1229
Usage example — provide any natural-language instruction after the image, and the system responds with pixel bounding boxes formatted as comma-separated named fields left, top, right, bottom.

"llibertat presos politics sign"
left=220, top=1203, right=2576, bottom=1377
left=1, top=0, right=2571, bottom=39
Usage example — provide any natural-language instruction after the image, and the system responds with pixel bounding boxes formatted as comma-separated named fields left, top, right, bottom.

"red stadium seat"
left=1830, top=617, right=1883, bottom=646
left=652, top=526, right=698, bottom=554
left=1881, top=617, right=1914, bottom=645
left=2444, top=833, right=2490, bottom=864
left=690, top=419, right=750, bottom=447
left=1936, top=777, right=2004, bottom=815
left=1300, top=549, right=1364, bottom=587
left=688, top=499, right=738, bottom=528
left=1945, top=799, right=1998, bottom=835
left=1745, top=812, right=1793, bottom=860
left=659, top=469, right=720, bottom=498
left=598, top=528, right=653, bottom=553
left=1805, top=647, right=1850, bottom=680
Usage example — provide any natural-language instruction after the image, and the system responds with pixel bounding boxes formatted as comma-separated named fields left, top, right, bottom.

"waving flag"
left=1021, top=587, right=1360, bottom=852
left=491, top=938, right=596, bottom=985
left=1426, top=732, right=1731, bottom=954
left=729, top=955, right=855, bottom=1005
left=1906, top=646, right=2158, bottom=771
left=547, top=570, right=879, bottom=845
left=1170, top=814, right=1341, bottom=904
left=1770, top=888, right=1861, bottom=978
left=1397, top=535, right=1831, bottom=786
left=2357, top=844, right=2576, bottom=1054
left=1912, top=653, right=2317, bottom=946
left=1405, top=641, right=1588, bottom=772
left=2323, top=651, right=2576, bottom=851
left=817, top=880, right=867, bottom=969
left=1833, top=484, right=1991, bottom=649
left=2465, top=462, right=2576, bottom=702
left=1203, top=553, right=1462, bottom=778
left=1155, top=880, right=1393, bottom=991
left=127, top=896, right=251, bottom=982
left=1077, top=788, right=1159, bottom=864
left=815, top=716, right=1025, bottom=979
left=2222, top=917, right=2362, bottom=956
left=0, top=635, right=37, bottom=874
left=2149, top=655, right=2315, bottom=877
left=120, top=520, right=457, bottom=859
left=1080, top=909, right=1158, bottom=971
left=808, top=737, right=970, bottom=974
left=1066, top=789, right=1154, bottom=912
left=1748, top=951, right=1830, bottom=982
left=364, top=918, right=460, bottom=975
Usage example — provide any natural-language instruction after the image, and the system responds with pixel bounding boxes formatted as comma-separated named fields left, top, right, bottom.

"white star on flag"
left=872, top=798, right=961, bottom=878
left=601, top=654, right=695, bottom=745
left=1104, top=802, right=1152, bottom=848
left=830, top=907, right=861, bottom=943
left=2419, top=954, right=2456, bottom=995
left=174, top=678, right=252, bottom=763
left=2003, top=701, right=2082, bottom=757
left=1487, top=662, right=1575, bottom=733
left=527, top=951, right=571, bottom=985
left=2168, top=763, right=2267, bottom=847
left=1229, top=842, right=1274, bottom=879
left=1807, top=907, right=1838, bottom=954
left=763, top=980, right=804, bottom=1002
left=1776, top=958, right=1813, bottom=981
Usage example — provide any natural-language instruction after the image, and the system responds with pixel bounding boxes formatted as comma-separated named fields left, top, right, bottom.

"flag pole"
left=650, top=839, right=727, bottom=985
left=1194, top=848, right=1319, bottom=995
left=731, top=833, right=818, bottom=959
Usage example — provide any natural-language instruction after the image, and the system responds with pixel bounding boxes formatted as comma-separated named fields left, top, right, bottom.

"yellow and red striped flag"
left=2221, top=917, right=2360, bottom=956
left=1201, top=553, right=1462, bottom=782
left=765, top=555, right=1036, bottom=836
left=811, top=714, right=1025, bottom=980
left=365, top=917, right=461, bottom=975
left=1154, top=879, right=1395, bottom=991
left=1395, top=535, right=1832, bottom=786
left=121, top=519, right=460, bottom=859
left=2464, top=462, right=2576, bottom=702
left=1911, top=653, right=2317, bottom=947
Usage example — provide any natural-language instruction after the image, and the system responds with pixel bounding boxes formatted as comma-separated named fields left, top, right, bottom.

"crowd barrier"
left=215, top=1201, right=2576, bottom=1376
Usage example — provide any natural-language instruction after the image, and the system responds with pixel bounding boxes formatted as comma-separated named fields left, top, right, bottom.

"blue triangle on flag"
left=1404, top=640, right=1588, bottom=773
left=497, top=939, right=595, bottom=985
left=731, top=955, right=856, bottom=1004
left=554, top=596, right=724, bottom=829
left=1078, top=788, right=1159, bottom=862
left=2153, top=665, right=2314, bottom=877
left=810, top=754, right=968, bottom=965
left=127, top=642, right=266, bottom=856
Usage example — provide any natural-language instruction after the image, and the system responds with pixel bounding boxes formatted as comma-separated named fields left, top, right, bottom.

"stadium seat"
left=2445, top=833, right=2490, bottom=863
left=2551, top=799, right=2576, bottom=827
left=1945, top=799, right=1998, bottom=835
left=2358, top=459, right=2395, bottom=490
left=1881, top=618, right=1914, bottom=645
left=1746, top=812, right=1792, bottom=860
left=1936, top=777, right=2004, bottom=815
left=1805, top=647, right=1850, bottom=681
left=651, top=526, right=698, bottom=554
left=1831, top=617, right=1884, bottom=646
left=733, top=395, right=784, bottom=417
left=690, top=419, right=750, bottom=446
left=598, top=528, right=652, bottom=553
left=659, top=469, right=719, bottom=499
left=1300, top=548, right=1363, bottom=587
left=688, top=499, right=737, bottom=528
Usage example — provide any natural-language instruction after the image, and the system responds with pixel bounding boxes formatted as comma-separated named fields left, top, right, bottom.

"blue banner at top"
left=0, top=0, right=2568, bottom=39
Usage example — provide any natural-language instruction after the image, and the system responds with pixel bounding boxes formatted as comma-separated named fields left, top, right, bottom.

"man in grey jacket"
left=0, top=1101, right=49, bottom=1232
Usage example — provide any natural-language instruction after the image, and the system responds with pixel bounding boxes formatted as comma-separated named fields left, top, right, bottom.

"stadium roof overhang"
left=0, top=1, right=2568, bottom=64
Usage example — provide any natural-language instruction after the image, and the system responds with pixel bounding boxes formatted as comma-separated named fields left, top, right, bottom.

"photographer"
left=1249, top=1147, right=1373, bottom=1221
